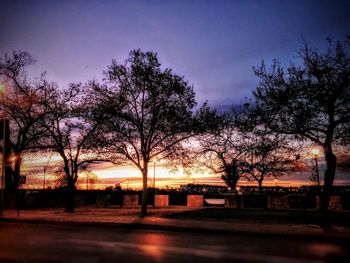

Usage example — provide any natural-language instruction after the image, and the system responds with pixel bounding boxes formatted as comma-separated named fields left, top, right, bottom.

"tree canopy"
left=0, top=51, right=53, bottom=198
left=251, top=37, right=350, bottom=220
left=38, top=83, right=107, bottom=212
left=89, top=49, right=216, bottom=215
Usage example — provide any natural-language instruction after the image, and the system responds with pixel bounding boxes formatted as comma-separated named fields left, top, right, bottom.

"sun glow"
left=91, top=162, right=215, bottom=189
left=18, top=153, right=217, bottom=190
left=15, top=151, right=350, bottom=190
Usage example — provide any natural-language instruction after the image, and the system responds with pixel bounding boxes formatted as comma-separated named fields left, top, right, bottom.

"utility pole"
left=153, top=160, right=156, bottom=208
left=314, top=155, right=320, bottom=188
left=86, top=173, right=89, bottom=190
left=153, top=161, right=156, bottom=191
left=43, top=167, right=46, bottom=190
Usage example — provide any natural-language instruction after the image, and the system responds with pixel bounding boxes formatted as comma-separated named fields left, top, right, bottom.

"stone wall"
left=187, top=195, right=203, bottom=207
left=154, top=194, right=169, bottom=207
left=123, top=195, right=139, bottom=207
left=267, top=195, right=289, bottom=209
left=224, top=195, right=244, bottom=208
left=317, top=195, right=342, bottom=211
left=96, top=194, right=110, bottom=207
left=74, top=195, right=85, bottom=207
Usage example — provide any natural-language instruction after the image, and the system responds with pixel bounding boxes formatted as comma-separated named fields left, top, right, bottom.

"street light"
left=43, top=168, right=46, bottom=190
left=311, top=147, right=320, bottom=190
left=311, top=148, right=320, bottom=156
left=0, top=83, right=5, bottom=93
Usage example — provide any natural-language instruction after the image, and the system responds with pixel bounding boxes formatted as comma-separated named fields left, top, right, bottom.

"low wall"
left=123, top=195, right=139, bottom=207
left=224, top=195, right=244, bottom=208
left=288, top=194, right=316, bottom=209
left=96, top=194, right=110, bottom=207
left=267, top=195, right=289, bottom=210
left=154, top=194, right=169, bottom=207
left=14, top=190, right=350, bottom=211
left=187, top=195, right=204, bottom=207
left=74, top=195, right=85, bottom=207
left=317, top=195, right=342, bottom=211
left=243, top=194, right=267, bottom=208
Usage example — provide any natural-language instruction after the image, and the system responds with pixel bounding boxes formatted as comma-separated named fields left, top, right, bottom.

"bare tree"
left=81, top=170, right=98, bottom=190
left=194, top=113, right=245, bottom=194
left=55, top=169, right=98, bottom=190
left=0, top=51, right=53, bottom=205
left=39, top=84, right=107, bottom=212
left=335, top=145, right=350, bottom=172
left=89, top=50, right=214, bottom=216
left=240, top=126, right=297, bottom=196
left=251, top=37, right=350, bottom=222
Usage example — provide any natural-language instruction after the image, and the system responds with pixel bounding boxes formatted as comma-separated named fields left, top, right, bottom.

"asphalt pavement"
left=0, top=222, right=349, bottom=263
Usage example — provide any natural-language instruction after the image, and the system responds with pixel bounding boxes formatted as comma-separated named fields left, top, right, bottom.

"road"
left=0, top=222, right=348, bottom=263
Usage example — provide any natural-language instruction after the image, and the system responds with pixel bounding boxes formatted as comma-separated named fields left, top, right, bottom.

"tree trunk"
left=320, top=145, right=337, bottom=226
left=13, top=158, right=21, bottom=189
left=258, top=180, right=263, bottom=196
left=258, top=180, right=267, bottom=209
left=13, top=157, right=22, bottom=210
left=230, top=177, right=241, bottom=209
left=4, top=156, right=22, bottom=209
left=4, top=165, right=15, bottom=208
left=141, top=165, right=148, bottom=217
left=234, top=188, right=241, bottom=209
left=2, top=120, right=16, bottom=208
left=65, top=180, right=75, bottom=213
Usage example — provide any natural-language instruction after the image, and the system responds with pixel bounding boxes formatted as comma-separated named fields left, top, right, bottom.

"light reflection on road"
left=306, top=243, right=347, bottom=258
left=64, top=238, right=324, bottom=263
left=0, top=222, right=348, bottom=263
left=138, top=233, right=170, bottom=261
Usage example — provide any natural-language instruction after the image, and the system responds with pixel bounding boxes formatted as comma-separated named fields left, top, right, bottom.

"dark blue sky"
left=1, top=0, right=349, bottom=107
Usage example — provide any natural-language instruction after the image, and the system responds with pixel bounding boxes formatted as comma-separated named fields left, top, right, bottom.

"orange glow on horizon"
left=15, top=152, right=350, bottom=190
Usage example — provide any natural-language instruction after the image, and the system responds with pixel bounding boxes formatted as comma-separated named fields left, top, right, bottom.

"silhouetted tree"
left=39, top=84, right=107, bottom=212
left=55, top=169, right=98, bottom=190
left=335, top=146, right=350, bottom=172
left=90, top=50, right=214, bottom=216
left=0, top=51, right=53, bottom=206
left=251, top=37, right=350, bottom=222
left=81, top=171, right=98, bottom=190
left=194, top=112, right=245, bottom=205
left=240, top=126, right=297, bottom=196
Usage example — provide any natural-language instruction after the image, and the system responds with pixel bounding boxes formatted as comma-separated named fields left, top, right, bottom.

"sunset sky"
left=1, top=0, right=349, bottom=107
left=1, top=0, right=350, bottom=189
left=19, top=150, right=350, bottom=190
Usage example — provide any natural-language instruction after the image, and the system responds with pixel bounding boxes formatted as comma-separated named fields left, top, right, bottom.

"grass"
left=164, top=207, right=350, bottom=226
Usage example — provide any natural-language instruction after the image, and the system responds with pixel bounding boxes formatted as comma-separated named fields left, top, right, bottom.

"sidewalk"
left=1, top=207, right=349, bottom=240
